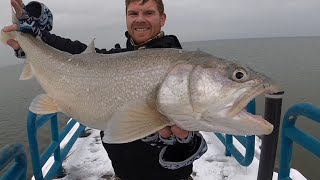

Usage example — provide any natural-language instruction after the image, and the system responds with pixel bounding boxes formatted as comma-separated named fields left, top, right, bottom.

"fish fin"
left=11, top=7, right=19, bottom=24
left=19, top=61, right=33, bottom=80
left=82, top=38, right=96, bottom=54
left=102, top=100, right=171, bottom=143
left=1, top=30, right=17, bottom=45
left=29, top=94, right=59, bottom=114
left=1, top=8, right=18, bottom=44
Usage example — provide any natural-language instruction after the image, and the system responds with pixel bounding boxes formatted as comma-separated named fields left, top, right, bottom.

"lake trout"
left=1, top=30, right=280, bottom=143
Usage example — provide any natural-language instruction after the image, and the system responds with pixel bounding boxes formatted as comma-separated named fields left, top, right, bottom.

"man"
left=3, top=0, right=207, bottom=179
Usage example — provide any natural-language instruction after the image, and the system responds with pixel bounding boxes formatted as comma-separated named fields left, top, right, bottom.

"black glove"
left=18, top=1, right=53, bottom=37
left=159, top=132, right=208, bottom=170
left=14, top=1, right=53, bottom=58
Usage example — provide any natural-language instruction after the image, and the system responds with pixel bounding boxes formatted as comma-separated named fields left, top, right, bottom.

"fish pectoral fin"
left=102, top=100, right=171, bottom=143
left=19, top=61, right=33, bottom=80
left=29, top=94, right=59, bottom=114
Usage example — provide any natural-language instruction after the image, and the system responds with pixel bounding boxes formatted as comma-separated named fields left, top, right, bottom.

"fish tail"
left=0, top=7, right=19, bottom=45
left=11, top=7, right=19, bottom=24
left=1, top=30, right=18, bottom=45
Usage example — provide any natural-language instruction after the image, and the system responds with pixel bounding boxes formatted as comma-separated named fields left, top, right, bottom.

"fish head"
left=158, top=51, right=281, bottom=135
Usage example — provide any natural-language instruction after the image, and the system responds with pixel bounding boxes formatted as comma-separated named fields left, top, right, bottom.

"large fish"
left=1, top=30, right=280, bottom=143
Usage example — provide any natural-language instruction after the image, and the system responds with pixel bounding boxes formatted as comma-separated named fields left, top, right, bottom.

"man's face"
left=126, top=0, right=166, bottom=44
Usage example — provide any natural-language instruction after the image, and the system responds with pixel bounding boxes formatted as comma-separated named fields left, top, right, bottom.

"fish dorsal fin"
left=29, top=94, right=59, bottom=114
left=19, top=60, right=34, bottom=80
left=82, top=38, right=96, bottom=54
left=102, top=100, right=171, bottom=143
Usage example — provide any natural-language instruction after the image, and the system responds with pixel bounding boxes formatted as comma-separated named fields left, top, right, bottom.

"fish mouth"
left=227, top=81, right=281, bottom=119
left=222, top=82, right=281, bottom=135
left=234, top=108, right=274, bottom=135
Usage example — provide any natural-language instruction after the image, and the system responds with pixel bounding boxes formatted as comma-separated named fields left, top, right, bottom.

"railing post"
left=51, top=114, right=63, bottom=178
left=27, top=112, right=43, bottom=179
left=257, top=91, right=284, bottom=180
left=27, top=111, right=86, bottom=179
left=225, top=135, right=232, bottom=156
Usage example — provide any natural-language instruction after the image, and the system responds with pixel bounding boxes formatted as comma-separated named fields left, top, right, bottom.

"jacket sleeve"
left=12, top=1, right=124, bottom=56
left=14, top=31, right=123, bottom=57
left=41, top=31, right=123, bottom=55
left=41, top=31, right=87, bottom=54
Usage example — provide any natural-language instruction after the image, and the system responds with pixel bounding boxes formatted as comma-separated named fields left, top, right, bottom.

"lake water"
left=0, top=36, right=319, bottom=179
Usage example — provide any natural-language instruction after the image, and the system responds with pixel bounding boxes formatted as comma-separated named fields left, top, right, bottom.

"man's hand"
left=3, top=0, right=53, bottom=56
left=158, top=125, right=189, bottom=139
left=2, top=0, right=24, bottom=50
left=11, top=0, right=24, bottom=18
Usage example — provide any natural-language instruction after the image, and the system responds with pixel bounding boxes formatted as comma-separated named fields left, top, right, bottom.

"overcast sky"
left=1, top=0, right=320, bottom=48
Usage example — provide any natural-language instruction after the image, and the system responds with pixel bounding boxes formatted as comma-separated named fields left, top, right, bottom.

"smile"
left=135, top=28, right=149, bottom=32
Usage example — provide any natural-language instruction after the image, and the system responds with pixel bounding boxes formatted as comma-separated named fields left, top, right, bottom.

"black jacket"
left=39, top=32, right=192, bottom=180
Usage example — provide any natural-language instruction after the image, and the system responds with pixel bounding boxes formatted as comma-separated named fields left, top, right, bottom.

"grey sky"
left=0, top=0, right=320, bottom=52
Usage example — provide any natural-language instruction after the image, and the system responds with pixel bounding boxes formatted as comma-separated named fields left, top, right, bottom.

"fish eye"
left=232, top=69, right=248, bottom=82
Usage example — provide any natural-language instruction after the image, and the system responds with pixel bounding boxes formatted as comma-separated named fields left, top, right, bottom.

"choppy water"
left=0, top=36, right=319, bottom=179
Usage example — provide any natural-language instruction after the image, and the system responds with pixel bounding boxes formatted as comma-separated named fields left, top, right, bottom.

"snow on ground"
left=47, top=127, right=306, bottom=180
left=58, top=129, right=114, bottom=180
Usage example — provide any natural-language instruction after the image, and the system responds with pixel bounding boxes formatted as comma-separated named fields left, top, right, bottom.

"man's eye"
left=145, top=11, right=155, bottom=16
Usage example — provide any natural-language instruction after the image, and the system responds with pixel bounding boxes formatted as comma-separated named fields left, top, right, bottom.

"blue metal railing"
left=278, top=103, right=320, bottom=180
left=214, top=99, right=256, bottom=166
left=27, top=112, right=86, bottom=180
left=0, top=144, right=27, bottom=180
left=3, top=100, right=318, bottom=179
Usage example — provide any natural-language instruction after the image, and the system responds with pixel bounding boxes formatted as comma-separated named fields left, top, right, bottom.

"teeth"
left=135, top=28, right=148, bottom=32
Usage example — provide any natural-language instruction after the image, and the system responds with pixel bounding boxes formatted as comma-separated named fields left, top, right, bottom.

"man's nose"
left=135, top=14, right=146, bottom=23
